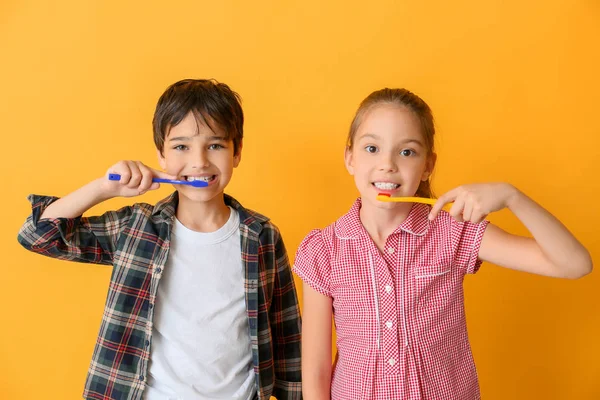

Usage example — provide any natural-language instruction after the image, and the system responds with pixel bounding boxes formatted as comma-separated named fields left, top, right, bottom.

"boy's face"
left=157, top=111, right=241, bottom=204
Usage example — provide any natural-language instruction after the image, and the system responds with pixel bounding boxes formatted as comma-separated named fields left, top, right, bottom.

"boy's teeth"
left=374, top=182, right=400, bottom=190
left=186, top=176, right=213, bottom=182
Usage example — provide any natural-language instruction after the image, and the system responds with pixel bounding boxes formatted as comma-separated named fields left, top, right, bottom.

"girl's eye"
left=400, top=149, right=415, bottom=157
left=173, top=145, right=188, bottom=151
left=208, top=144, right=224, bottom=150
left=365, top=145, right=378, bottom=153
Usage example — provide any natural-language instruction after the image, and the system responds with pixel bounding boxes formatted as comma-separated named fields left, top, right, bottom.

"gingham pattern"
left=293, top=198, right=488, bottom=400
left=18, top=193, right=302, bottom=400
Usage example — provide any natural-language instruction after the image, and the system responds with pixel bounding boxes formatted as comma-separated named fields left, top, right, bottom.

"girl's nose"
left=378, top=152, right=397, bottom=172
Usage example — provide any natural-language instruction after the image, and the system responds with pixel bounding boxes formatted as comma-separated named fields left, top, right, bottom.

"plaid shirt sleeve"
left=268, top=229, right=303, bottom=399
left=17, top=194, right=133, bottom=265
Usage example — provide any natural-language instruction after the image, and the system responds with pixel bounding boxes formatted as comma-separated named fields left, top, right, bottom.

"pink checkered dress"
left=294, top=198, right=489, bottom=400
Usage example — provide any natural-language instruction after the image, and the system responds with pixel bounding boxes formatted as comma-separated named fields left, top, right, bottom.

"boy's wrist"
left=90, top=177, right=118, bottom=203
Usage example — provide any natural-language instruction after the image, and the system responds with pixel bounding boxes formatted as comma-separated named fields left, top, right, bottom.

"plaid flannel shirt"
left=17, top=192, right=302, bottom=400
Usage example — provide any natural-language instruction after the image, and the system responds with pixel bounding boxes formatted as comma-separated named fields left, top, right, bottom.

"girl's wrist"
left=504, top=183, right=522, bottom=210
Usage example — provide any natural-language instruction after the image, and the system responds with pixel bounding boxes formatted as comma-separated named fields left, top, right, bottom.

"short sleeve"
left=292, top=229, right=332, bottom=297
left=453, top=219, right=490, bottom=274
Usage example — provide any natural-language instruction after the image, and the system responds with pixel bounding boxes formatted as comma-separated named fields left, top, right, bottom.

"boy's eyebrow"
left=168, top=135, right=228, bottom=142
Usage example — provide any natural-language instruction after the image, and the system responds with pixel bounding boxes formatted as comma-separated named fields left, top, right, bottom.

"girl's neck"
left=359, top=202, right=412, bottom=251
left=176, top=194, right=231, bottom=232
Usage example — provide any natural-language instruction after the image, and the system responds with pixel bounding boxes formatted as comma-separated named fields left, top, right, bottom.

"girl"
left=293, top=88, right=592, bottom=400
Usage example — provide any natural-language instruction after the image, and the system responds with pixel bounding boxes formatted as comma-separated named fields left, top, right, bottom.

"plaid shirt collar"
left=153, top=191, right=269, bottom=232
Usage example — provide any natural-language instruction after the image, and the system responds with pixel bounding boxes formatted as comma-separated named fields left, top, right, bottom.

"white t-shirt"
left=144, top=207, right=255, bottom=400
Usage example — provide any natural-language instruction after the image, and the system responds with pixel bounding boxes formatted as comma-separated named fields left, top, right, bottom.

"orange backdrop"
left=1, top=1, right=599, bottom=399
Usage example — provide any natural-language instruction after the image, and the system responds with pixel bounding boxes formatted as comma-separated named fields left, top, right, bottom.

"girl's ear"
left=344, top=147, right=355, bottom=175
left=422, top=152, right=437, bottom=181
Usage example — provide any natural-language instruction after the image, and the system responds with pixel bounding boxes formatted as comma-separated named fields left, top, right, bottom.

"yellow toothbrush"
left=376, top=194, right=452, bottom=210
left=376, top=194, right=437, bottom=205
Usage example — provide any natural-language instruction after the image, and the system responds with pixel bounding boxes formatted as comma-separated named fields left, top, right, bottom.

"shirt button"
left=145, top=340, right=150, bottom=347
left=388, top=358, right=396, bottom=366
left=385, top=285, right=392, bottom=293
left=139, top=375, right=144, bottom=381
left=387, top=247, right=394, bottom=254
left=156, top=267, right=162, bottom=273
left=385, top=321, right=393, bottom=329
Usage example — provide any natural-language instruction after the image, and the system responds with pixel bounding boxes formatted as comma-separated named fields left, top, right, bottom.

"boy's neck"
left=359, top=203, right=412, bottom=251
left=175, top=194, right=231, bottom=233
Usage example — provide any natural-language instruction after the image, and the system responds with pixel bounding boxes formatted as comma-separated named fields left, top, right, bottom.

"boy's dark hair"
left=153, top=79, right=244, bottom=155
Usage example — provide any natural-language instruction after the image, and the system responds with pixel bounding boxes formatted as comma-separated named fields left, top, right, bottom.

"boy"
left=17, top=79, right=302, bottom=400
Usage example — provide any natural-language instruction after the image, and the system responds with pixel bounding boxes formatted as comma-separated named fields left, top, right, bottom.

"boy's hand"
left=102, top=160, right=176, bottom=198
left=429, top=183, right=520, bottom=222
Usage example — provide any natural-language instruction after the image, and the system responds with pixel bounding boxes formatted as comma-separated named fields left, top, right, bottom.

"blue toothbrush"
left=108, top=173, right=208, bottom=188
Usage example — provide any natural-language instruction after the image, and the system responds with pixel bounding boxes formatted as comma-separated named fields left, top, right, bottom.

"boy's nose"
left=191, top=150, right=210, bottom=168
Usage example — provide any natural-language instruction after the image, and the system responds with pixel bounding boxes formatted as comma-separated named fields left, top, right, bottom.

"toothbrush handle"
left=152, top=178, right=175, bottom=184
left=108, top=173, right=179, bottom=185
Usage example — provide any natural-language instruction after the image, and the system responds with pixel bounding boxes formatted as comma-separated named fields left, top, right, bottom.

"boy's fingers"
left=137, top=163, right=155, bottom=192
left=151, top=168, right=177, bottom=180
left=126, top=161, right=143, bottom=188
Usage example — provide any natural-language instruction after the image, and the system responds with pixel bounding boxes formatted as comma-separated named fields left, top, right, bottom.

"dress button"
left=387, top=247, right=394, bottom=254
left=385, top=285, right=392, bottom=293
left=388, top=358, right=396, bottom=366
left=385, top=321, right=393, bottom=329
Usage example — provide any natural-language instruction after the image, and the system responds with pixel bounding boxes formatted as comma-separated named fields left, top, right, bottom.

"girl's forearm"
left=507, top=187, right=592, bottom=277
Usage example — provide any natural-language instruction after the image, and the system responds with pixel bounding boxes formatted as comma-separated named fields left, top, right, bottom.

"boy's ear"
left=233, top=140, right=243, bottom=168
left=157, top=149, right=167, bottom=170
left=422, top=152, right=437, bottom=181
left=344, top=147, right=355, bottom=175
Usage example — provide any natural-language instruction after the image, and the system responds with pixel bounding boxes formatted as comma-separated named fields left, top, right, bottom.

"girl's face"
left=344, top=104, right=436, bottom=209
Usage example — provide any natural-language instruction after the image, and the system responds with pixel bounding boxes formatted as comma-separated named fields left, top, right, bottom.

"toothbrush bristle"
left=191, top=180, right=208, bottom=188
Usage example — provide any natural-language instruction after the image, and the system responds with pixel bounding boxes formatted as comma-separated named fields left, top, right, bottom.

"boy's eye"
left=208, top=144, right=224, bottom=150
left=400, top=149, right=415, bottom=157
left=365, top=145, right=378, bottom=153
left=173, top=145, right=188, bottom=151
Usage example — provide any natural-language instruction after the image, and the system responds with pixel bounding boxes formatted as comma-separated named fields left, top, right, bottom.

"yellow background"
left=1, top=1, right=599, bottom=399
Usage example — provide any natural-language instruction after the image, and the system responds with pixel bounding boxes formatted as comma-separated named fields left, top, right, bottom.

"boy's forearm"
left=507, top=188, right=592, bottom=277
left=40, top=178, right=113, bottom=219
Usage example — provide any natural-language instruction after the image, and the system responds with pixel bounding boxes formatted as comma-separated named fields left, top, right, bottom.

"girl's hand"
left=102, top=160, right=176, bottom=198
left=429, top=183, right=520, bottom=223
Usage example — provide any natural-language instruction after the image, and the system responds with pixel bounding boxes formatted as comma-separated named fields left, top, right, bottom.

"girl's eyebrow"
left=358, top=133, right=424, bottom=147
left=400, top=138, right=425, bottom=146
left=357, top=133, right=381, bottom=141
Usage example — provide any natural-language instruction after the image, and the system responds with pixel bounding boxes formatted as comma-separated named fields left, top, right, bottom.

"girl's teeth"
left=374, top=182, right=399, bottom=190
